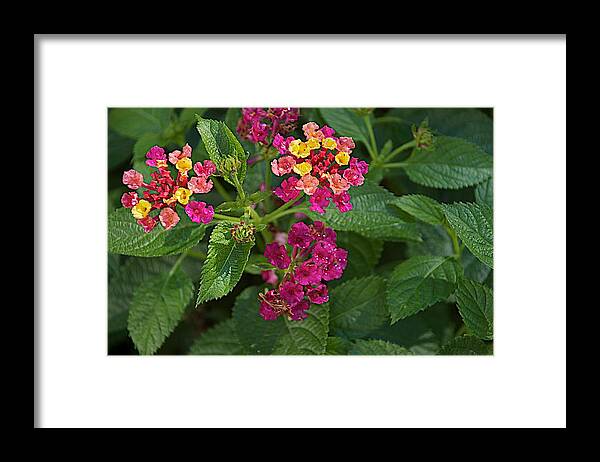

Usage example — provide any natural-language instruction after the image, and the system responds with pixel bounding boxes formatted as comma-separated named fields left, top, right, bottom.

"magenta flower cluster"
left=236, top=107, right=299, bottom=144
left=259, top=221, right=347, bottom=321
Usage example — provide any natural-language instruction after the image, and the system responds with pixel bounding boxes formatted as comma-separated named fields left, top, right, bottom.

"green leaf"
left=196, top=116, right=248, bottom=187
left=456, top=278, right=493, bottom=340
left=108, top=257, right=173, bottom=336
left=307, top=181, right=421, bottom=242
left=443, top=202, right=493, bottom=268
left=179, top=108, right=207, bottom=127
left=109, top=108, right=173, bottom=139
left=273, top=304, right=330, bottom=355
left=370, top=303, right=457, bottom=355
left=133, top=133, right=166, bottom=162
left=108, top=130, right=135, bottom=170
left=108, top=208, right=206, bottom=257
left=196, top=223, right=255, bottom=304
left=335, top=232, right=383, bottom=281
left=388, top=108, right=493, bottom=155
left=349, top=339, right=413, bottom=355
left=406, top=223, right=454, bottom=258
left=462, top=248, right=492, bottom=283
left=386, top=256, right=462, bottom=323
left=325, top=337, right=352, bottom=355
left=215, top=191, right=272, bottom=213
left=232, top=286, right=286, bottom=355
left=319, top=108, right=370, bottom=144
left=244, top=254, right=276, bottom=275
left=188, top=319, right=247, bottom=355
left=438, top=335, right=493, bottom=355
left=392, top=194, right=445, bottom=225
left=475, top=178, right=493, bottom=208
left=329, top=276, right=389, bottom=338
left=127, top=266, right=194, bottom=355
left=403, top=136, right=493, bottom=189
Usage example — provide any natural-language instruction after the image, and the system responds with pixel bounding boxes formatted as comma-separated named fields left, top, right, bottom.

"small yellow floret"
left=289, top=139, right=311, bottom=158
left=335, top=151, right=350, bottom=165
left=175, top=187, right=192, bottom=205
left=176, top=157, right=192, bottom=173
left=306, top=138, right=320, bottom=150
left=322, top=137, right=337, bottom=150
left=131, top=199, right=152, bottom=219
left=293, top=162, right=313, bottom=176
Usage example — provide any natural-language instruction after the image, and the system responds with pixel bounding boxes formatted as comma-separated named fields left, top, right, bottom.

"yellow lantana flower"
left=176, top=157, right=192, bottom=173
left=175, top=187, right=192, bottom=205
left=293, top=162, right=313, bottom=176
left=306, top=137, right=320, bottom=150
left=322, top=137, right=337, bottom=150
left=289, top=139, right=311, bottom=158
left=335, top=151, right=350, bottom=165
left=131, top=199, right=152, bottom=219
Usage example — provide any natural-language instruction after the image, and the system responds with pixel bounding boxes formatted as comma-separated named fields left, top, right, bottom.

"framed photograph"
left=35, top=35, right=566, bottom=428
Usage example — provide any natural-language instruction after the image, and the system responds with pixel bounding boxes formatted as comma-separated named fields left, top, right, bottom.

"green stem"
left=363, top=114, right=379, bottom=160
left=187, top=250, right=206, bottom=261
left=267, top=207, right=309, bottom=222
left=381, top=162, right=409, bottom=169
left=260, top=193, right=305, bottom=224
left=247, top=206, right=270, bottom=245
left=444, top=224, right=462, bottom=259
left=232, top=175, right=246, bottom=201
left=168, top=251, right=188, bottom=278
left=384, top=140, right=416, bottom=162
left=263, top=149, right=273, bottom=212
left=213, top=213, right=241, bottom=223
left=212, top=177, right=233, bottom=202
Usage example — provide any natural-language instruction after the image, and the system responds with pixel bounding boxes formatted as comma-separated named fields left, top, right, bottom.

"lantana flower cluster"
left=121, top=143, right=217, bottom=232
left=259, top=221, right=347, bottom=321
left=270, top=122, right=369, bottom=214
left=236, top=107, right=299, bottom=144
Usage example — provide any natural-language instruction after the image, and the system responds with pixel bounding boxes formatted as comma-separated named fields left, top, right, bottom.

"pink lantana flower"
left=267, top=120, right=368, bottom=214
left=328, top=173, right=351, bottom=195
left=273, top=134, right=295, bottom=155
left=279, top=281, right=305, bottom=305
left=294, top=260, right=323, bottom=286
left=309, top=188, right=333, bottom=214
left=264, top=243, right=291, bottom=270
left=289, top=299, right=310, bottom=321
left=261, top=270, right=279, bottom=286
left=306, top=284, right=329, bottom=304
left=188, top=175, right=213, bottom=194
left=238, top=108, right=299, bottom=145
left=193, top=160, right=217, bottom=177
left=273, top=177, right=301, bottom=203
left=259, top=290, right=282, bottom=320
left=120, top=142, right=216, bottom=231
left=310, top=221, right=337, bottom=245
left=336, top=137, right=356, bottom=153
left=137, top=215, right=158, bottom=233
left=258, top=221, right=346, bottom=322
left=145, top=145, right=166, bottom=167
left=159, top=207, right=180, bottom=230
left=295, top=174, right=319, bottom=195
left=287, top=222, right=313, bottom=249
left=332, top=191, right=353, bottom=212
left=271, top=156, right=296, bottom=176
left=342, top=166, right=365, bottom=186
left=122, top=169, right=144, bottom=190
left=121, top=191, right=139, bottom=208
left=184, top=201, right=214, bottom=224
left=322, top=248, right=348, bottom=281
left=350, top=157, right=369, bottom=175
